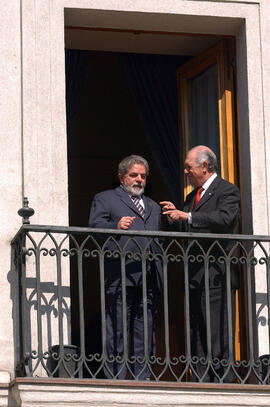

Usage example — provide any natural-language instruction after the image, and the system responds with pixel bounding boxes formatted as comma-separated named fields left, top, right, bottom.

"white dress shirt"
left=188, top=173, right=217, bottom=224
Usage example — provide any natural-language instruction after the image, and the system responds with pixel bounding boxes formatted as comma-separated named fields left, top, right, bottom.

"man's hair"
left=118, top=155, right=149, bottom=176
left=196, top=148, right=218, bottom=173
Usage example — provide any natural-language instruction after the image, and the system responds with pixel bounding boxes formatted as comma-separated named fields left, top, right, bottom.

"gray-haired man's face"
left=119, top=164, right=147, bottom=197
left=184, top=150, right=208, bottom=187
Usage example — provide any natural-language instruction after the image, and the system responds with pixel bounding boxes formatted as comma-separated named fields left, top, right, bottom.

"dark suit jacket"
left=88, top=186, right=162, bottom=289
left=177, top=175, right=240, bottom=289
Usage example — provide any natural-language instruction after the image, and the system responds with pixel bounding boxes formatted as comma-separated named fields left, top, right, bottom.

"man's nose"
left=135, top=175, right=143, bottom=182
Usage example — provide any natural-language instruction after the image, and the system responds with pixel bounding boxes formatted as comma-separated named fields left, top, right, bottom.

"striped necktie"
left=131, top=196, right=145, bottom=218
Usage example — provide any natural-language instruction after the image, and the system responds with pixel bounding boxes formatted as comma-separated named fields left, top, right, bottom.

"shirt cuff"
left=188, top=212, right=192, bottom=224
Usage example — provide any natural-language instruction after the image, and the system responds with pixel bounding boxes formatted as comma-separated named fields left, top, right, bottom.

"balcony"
left=9, top=220, right=270, bottom=405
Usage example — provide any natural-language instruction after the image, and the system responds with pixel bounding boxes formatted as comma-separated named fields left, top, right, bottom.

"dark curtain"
left=119, top=53, right=190, bottom=207
left=65, top=50, right=91, bottom=138
left=65, top=50, right=190, bottom=206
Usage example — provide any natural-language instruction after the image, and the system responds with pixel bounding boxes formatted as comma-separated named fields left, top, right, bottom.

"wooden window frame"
left=177, top=39, right=242, bottom=361
left=177, top=39, right=237, bottom=198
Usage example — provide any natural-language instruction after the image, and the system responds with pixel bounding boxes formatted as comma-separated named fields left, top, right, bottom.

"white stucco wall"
left=21, top=0, right=68, bottom=225
left=1, top=0, right=270, bottom=400
left=0, top=0, right=23, bottom=378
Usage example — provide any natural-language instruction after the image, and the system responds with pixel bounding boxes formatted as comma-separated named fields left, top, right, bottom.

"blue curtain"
left=65, top=50, right=189, bottom=205
left=119, top=53, right=190, bottom=206
left=65, top=50, right=91, bottom=138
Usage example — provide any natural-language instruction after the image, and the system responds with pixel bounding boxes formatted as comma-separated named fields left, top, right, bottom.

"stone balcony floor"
left=2, top=378, right=270, bottom=407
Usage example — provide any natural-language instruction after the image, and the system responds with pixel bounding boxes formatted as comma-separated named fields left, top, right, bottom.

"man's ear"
left=118, top=173, right=123, bottom=185
left=202, top=161, right=208, bottom=173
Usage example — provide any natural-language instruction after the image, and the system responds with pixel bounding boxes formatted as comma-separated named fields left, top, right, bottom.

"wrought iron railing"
left=10, top=216, right=270, bottom=384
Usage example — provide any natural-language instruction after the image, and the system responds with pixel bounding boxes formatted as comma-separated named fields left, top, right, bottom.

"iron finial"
left=18, top=197, right=35, bottom=224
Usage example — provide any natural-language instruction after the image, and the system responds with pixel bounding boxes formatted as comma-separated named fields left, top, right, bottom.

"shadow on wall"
left=9, top=240, right=71, bottom=377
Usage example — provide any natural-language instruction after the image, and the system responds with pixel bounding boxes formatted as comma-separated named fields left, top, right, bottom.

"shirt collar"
left=201, top=172, right=217, bottom=191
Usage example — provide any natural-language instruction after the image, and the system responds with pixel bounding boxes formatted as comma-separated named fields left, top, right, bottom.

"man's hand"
left=162, top=209, right=189, bottom=221
left=159, top=201, right=176, bottom=212
left=117, top=216, right=136, bottom=230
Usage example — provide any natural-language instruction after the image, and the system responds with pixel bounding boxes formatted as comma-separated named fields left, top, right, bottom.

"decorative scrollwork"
left=40, top=247, right=49, bottom=257
left=188, top=254, right=197, bottom=263
left=30, top=350, right=38, bottom=359
left=12, top=224, right=270, bottom=383
left=61, top=248, right=70, bottom=257
left=194, top=254, right=205, bottom=263
left=82, top=248, right=91, bottom=258
left=259, top=257, right=268, bottom=265
left=167, top=253, right=183, bottom=262
left=230, top=256, right=239, bottom=265
left=49, top=248, right=57, bottom=256
left=24, top=247, right=35, bottom=256
left=240, top=359, right=250, bottom=368
left=90, top=249, right=101, bottom=258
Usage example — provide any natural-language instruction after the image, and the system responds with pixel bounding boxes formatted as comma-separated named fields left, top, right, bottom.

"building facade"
left=1, top=0, right=270, bottom=405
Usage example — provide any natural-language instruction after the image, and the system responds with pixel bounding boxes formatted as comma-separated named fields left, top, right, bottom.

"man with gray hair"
left=160, top=145, right=240, bottom=383
left=89, top=155, right=162, bottom=380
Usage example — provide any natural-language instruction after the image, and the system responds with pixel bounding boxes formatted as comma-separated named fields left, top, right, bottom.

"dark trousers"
left=189, top=287, right=236, bottom=383
left=104, top=282, right=159, bottom=380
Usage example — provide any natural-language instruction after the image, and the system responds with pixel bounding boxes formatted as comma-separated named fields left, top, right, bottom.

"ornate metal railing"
left=10, top=204, right=270, bottom=384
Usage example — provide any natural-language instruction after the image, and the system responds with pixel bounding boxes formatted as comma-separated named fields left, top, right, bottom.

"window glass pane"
left=188, top=63, right=220, bottom=169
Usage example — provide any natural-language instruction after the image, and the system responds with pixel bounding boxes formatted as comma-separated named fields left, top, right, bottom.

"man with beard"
left=89, top=155, right=162, bottom=380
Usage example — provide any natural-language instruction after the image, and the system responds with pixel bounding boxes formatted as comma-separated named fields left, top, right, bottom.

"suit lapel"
left=115, top=186, right=137, bottom=212
left=115, top=186, right=146, bottom=219
left=189, top=189, right=197, bottom=211
left=143, top=196, right=153, bottom=220
left=194, top=176, right=221, bottom=211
